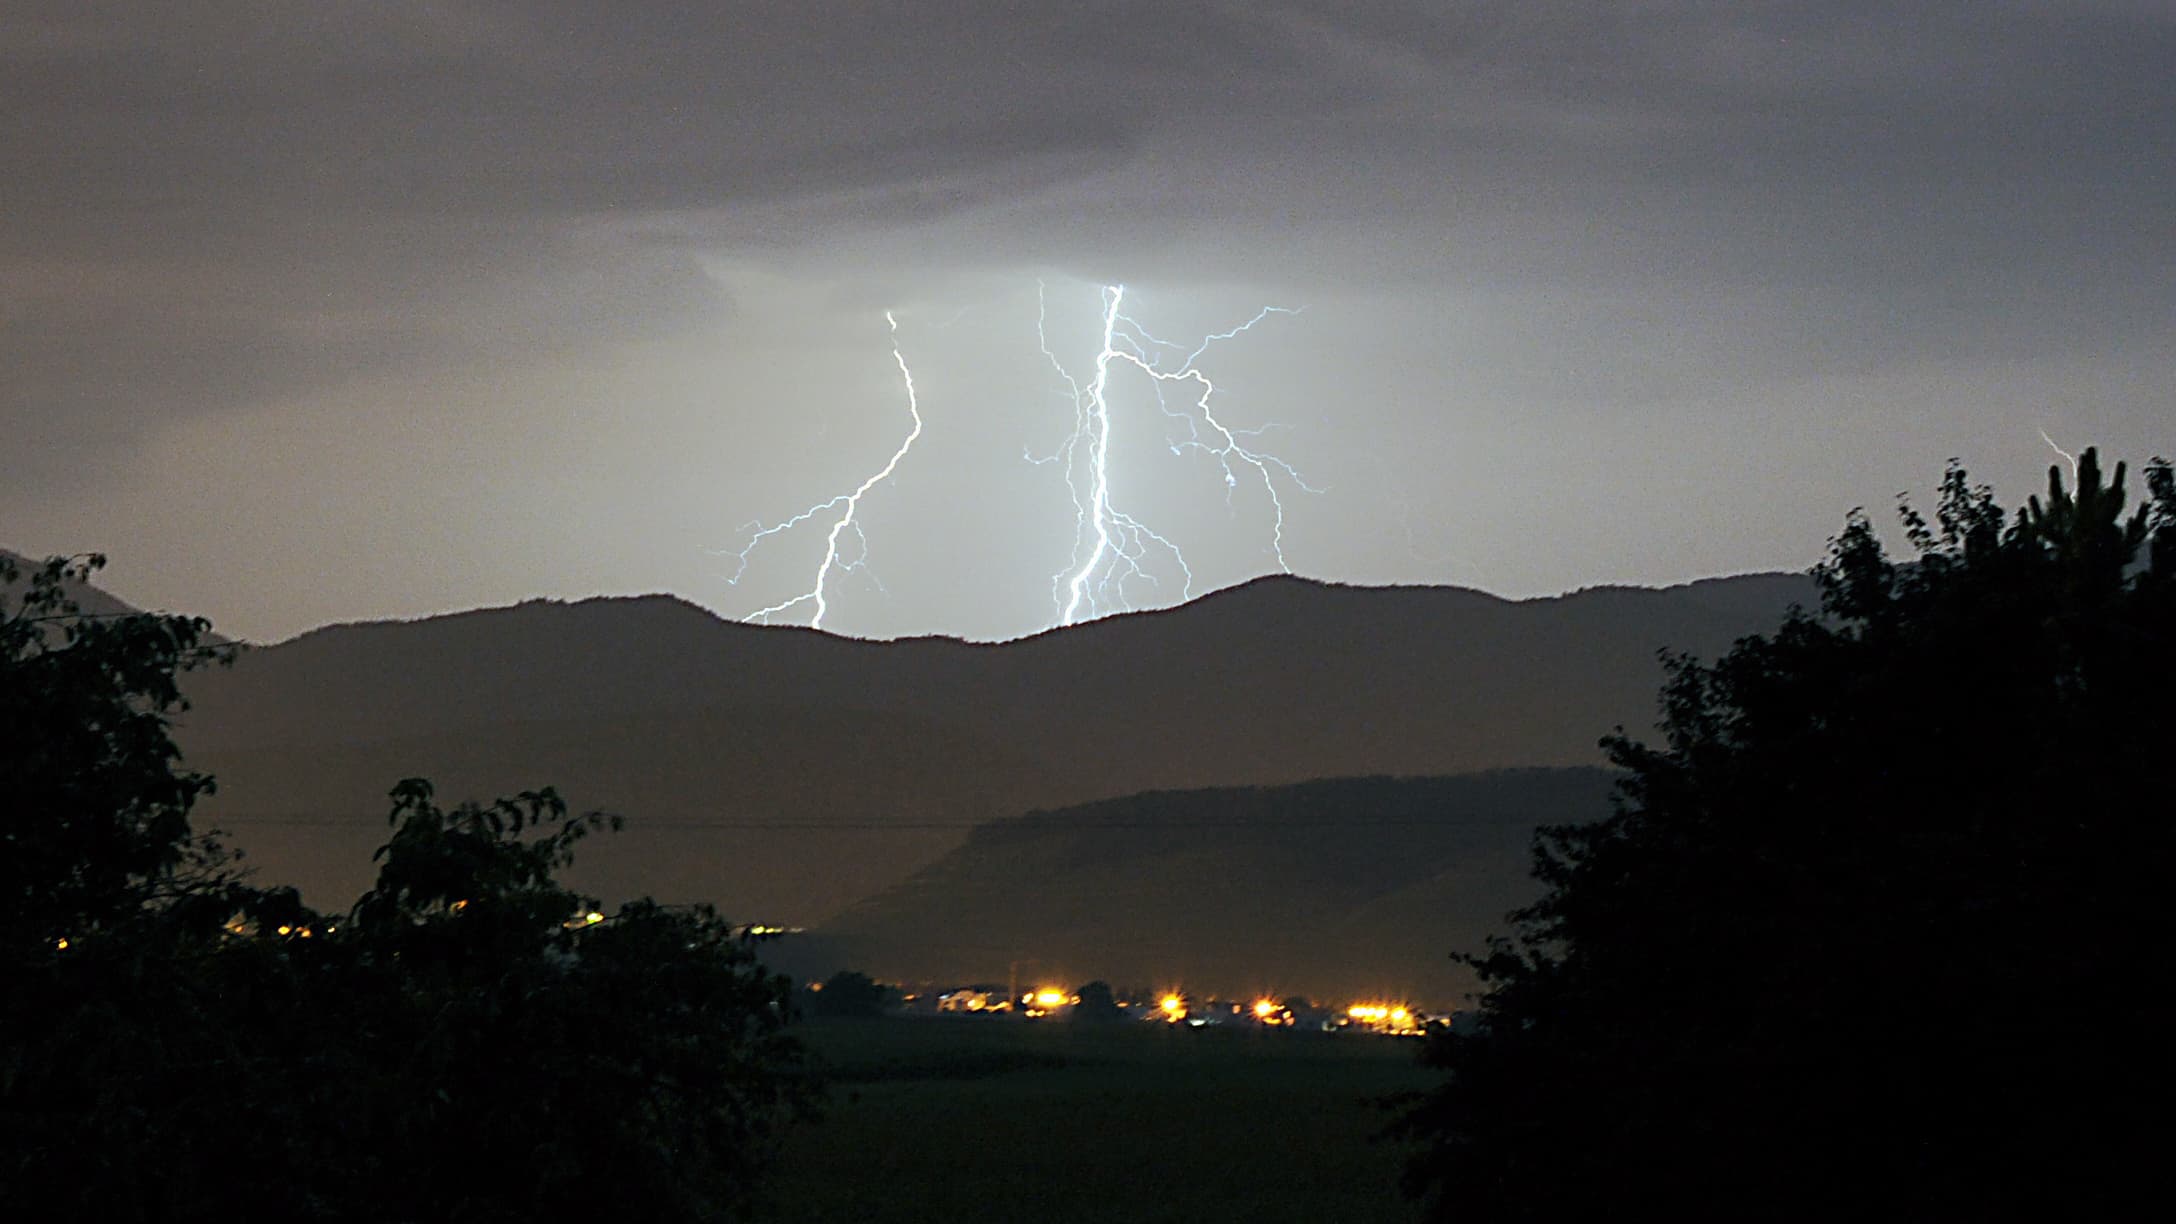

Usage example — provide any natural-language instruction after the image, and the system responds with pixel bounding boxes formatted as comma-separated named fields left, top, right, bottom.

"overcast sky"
left=5, top=2, right=2170, bottom=641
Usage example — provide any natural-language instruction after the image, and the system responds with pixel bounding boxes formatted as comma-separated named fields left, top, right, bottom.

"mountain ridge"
left=249, top=567, right=1808, bottom=649
left=165, top=569, right=1813, bottom=921
left=5, top=550, right=1814, bottom=930
left=179, top=570, right=1811, bottom=751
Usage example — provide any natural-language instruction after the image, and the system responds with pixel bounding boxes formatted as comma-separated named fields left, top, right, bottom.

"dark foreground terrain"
left=765, top=1018, right=1429, bottom=1222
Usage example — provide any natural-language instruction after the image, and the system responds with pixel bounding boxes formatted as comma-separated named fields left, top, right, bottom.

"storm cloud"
left=5, top=3, right=2170, bottom=639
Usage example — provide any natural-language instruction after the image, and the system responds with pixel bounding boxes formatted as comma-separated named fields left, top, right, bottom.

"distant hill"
left=168, top=572, right=1812, bottom=922
left=820, top=768, right=1620, bottom=1010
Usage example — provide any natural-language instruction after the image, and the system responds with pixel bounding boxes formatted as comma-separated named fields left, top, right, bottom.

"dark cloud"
left=0, top=214, right=726, bottom=481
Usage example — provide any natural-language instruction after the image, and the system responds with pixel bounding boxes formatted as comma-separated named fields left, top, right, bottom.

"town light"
left=1343, top=1002, right=1422, bottom=1032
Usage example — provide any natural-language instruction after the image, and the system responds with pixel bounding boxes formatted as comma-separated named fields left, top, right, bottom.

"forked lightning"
left=725, top=285, right=1310, bottom=633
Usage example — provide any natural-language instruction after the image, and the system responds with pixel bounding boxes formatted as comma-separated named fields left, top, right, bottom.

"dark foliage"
left=1072, top=980, right=1126, bottom=1022
left=809, top=969, right=891, bottom=1018
left=0, top=558, right=812, bottom=1222
left=0, top=554, right=237, bottom=946
left=1399, top=450, right=2176, bottom=1221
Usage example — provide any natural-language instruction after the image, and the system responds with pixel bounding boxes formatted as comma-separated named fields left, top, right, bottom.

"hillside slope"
left=821, top=768, right=1619, bottom=1009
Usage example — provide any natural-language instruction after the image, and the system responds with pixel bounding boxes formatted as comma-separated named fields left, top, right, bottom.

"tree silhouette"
left=810, top=969, right=891, bottom=1018
left=0, top=553, right=237, bottom=950
left=322, top=780, right=814, bottom=1222
left=1, top=558, right=813, bottom=1221
left=1072, top=979, right=1125, bottom=1021
left=1399, top=450, right=2176, bottom=1221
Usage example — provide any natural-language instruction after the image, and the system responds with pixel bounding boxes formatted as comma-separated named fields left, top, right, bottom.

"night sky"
left=6, top=3, right=2171, bottom=641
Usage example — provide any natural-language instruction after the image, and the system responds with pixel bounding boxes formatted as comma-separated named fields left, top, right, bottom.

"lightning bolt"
left=1038, top=283, right=1313, bottom=626
left=725, top=284, right=1310, bottom=634
left=2039, top=428, right=2080, bottom=484
left=724, top=310, right=923, bottom=629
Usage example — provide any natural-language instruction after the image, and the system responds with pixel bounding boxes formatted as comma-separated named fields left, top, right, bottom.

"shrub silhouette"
left=1399, top=450, right=2176, bottom=1221
left=1, top=556, right=812, bottom=1222
left=1073, top=979, right=1126, bottom=1021
left=810, top=969, right=891, bottom=1018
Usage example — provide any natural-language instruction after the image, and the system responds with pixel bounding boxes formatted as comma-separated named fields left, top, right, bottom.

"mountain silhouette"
left=166, top=572, right=1812, bottom=923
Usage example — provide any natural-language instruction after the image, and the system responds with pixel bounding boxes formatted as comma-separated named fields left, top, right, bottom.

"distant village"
left=812, top=978, right=1441, bottom=1036
left=747, top=926, right=1450, bottom=1034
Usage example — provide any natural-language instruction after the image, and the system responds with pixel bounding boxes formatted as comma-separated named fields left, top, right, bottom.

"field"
left=758, top=1017, right=1435, bottom=1222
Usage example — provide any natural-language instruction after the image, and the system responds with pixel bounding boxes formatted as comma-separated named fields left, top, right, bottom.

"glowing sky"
left=5, top=3, right=2171, bottom=641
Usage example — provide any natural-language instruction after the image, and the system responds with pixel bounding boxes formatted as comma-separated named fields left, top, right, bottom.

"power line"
left=207, top=812, right=1539, bottom=832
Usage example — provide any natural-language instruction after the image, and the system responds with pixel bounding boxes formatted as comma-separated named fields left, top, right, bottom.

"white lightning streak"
left=2039, top=428, right=2079, bottom=484
left=1043, top=284, right=1313, bottom=626
left=1059, top=286, right=1128, bottom=624
left=728, top=311, right=923, bottom=629
left=729, top=285, right=1308, bottom=635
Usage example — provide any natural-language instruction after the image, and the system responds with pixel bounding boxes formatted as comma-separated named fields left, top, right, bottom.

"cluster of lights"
left=1021, top=987, right=1078, bottom=1018
left=211, top=918, right=338, bottom=939
left=45, top=924, right=1428, bottom=1039
left=910, top=980, right=1432, bottom=1034
left=937, top=988, right=1009, bottom=1013
left=51, top=904, right=648, bottom=954
left=1344, top=1003, right=1421, bottom=1034
left=1159, top=996, right=1298, bottom=1027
